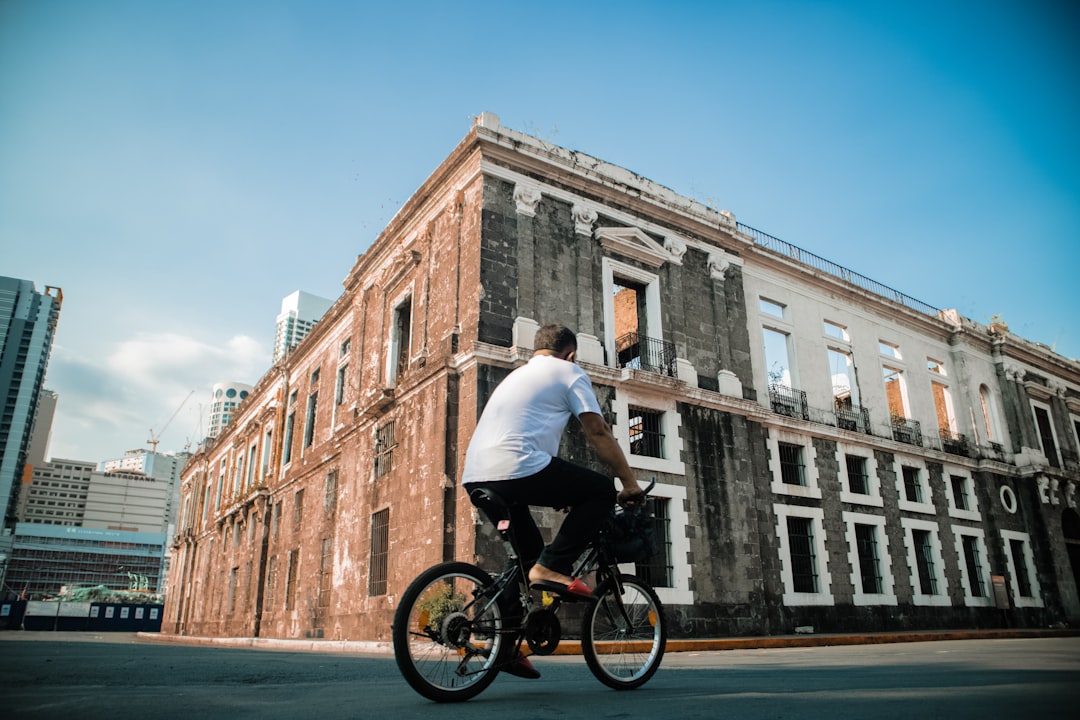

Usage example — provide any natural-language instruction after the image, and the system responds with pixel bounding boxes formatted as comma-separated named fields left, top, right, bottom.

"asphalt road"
left=1, top=634, right=1078, bottom=719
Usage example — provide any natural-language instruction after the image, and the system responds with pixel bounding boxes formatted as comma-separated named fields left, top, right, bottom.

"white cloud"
left=45, top=332, right=269, bottom=461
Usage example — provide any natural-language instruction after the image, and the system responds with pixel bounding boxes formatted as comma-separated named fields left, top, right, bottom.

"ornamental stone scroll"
left=513, top=183, right=543, bottom=217
left=573, top=203, right=598, bottom=236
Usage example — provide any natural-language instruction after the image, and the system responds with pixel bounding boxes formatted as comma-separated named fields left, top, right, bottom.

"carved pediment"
left=595, top=226, right=672, bottom=268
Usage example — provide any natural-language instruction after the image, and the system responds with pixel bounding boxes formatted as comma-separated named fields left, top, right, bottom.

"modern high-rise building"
left=206, top=381, right=254, bottom=439
left=272, top=290, right=333, bottom=363
left=0, top=277, right=62, bottom=530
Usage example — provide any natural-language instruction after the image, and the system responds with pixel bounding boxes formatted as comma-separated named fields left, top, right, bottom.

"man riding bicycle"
left=462, top=324, right=644, bottom=675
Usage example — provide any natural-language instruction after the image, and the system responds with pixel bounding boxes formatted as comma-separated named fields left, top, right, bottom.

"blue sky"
left=2, top=0, right=1077, bottom=461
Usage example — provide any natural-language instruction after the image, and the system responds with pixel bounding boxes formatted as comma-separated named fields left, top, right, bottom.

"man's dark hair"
left=534, top=324, right=577, bottom=354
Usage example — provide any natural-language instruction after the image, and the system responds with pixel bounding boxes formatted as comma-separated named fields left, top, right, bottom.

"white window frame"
left=601, top=257, right=663, bottom=371
left=900, top=517, right=950, bottom=606
left=945, top=467, right=980, bottom=522
left=386, top=287, right=414, bottom=388
left=837, top=443, right=882, bottom=507
left=774, top=504, right=833, bottom=606
left=768, top=430, right=821, bottom=499
left=1030, top=400, right=1061, bottom=467
left=617, top=482, right=692, bottom=606
left=979, top=384, right=1004, bottom=445
left=611, top=390, right=685, bottom=476
left=1000, top=529, right=1044, bottom=608
left=842, top=511, right=896, bottom=606
left=894, top=456, right=934, bottom=515
left=952, top=527, right=993, bottom=607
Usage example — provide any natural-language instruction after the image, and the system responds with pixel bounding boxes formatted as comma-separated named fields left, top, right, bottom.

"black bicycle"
left=392, top=479, right=667, bottom=702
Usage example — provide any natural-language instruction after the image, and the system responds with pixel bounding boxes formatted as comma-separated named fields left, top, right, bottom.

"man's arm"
left=578, top=412, right=643, bottom=504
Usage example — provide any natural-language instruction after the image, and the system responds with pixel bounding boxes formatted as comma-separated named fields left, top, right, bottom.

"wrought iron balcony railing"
left=835, top=404, right=872, bottom=434
left=768, top=384, right=809, bottom=421
left=937, top=429, right=972, bottom=457
left=891, top=416, right=923, bottom=446
left=615, top=332, right=676, bottom=377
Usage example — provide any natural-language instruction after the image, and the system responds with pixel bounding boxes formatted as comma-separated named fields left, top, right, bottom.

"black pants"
left=469, top=457, right=616, bottom=576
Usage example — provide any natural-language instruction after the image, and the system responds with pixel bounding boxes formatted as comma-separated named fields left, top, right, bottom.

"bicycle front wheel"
left=581, top=574, right=666, bottom=690
left=392, top=561, right=513, bottom=702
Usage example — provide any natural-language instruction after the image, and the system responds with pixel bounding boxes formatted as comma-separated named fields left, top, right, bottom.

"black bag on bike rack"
left=603, top=500, right=658, bottom=564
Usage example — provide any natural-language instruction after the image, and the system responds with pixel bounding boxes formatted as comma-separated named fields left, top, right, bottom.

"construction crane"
left=148, top=390, right=196, bottom=454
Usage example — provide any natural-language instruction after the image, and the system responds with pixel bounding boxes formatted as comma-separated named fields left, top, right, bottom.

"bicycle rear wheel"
left=392, top=561, right=513, bottom=702
left=581, top=574, right=666, bottom=690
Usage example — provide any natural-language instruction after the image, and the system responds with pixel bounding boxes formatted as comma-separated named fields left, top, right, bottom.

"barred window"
left=369, top=509, right=390, bottom=596
left=285, top=549, right=299, bottom=610
left=375, top=421, right=397, bottom=478
left=902, top=466, right=923, bottom=503
left=324, top=470, right=338, bottom=514
left=961, top=535, right=985, bottom=597
left=779, top=443, right=805, bottom=486
left=635, top=498, right=672, bottom=588
left=950, top=475, right=970, bottom=511
left=1009, top=539, right=1032, bottom=597
left=628, top=407, right=664, bottom=458
left=913, top=529, right=938, bottom=595
left=846, top=455, right=869, bottom=495
left=787, top=516, right=818, bottom=593
left=293, top=489, right=304, bottom=531
left=318, top=537, right=334, bottom=609
left=854, top=523, right=882, bottom=594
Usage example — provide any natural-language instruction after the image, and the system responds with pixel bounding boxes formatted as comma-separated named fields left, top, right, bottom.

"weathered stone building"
left=164, top=113, right=1080, bottom=641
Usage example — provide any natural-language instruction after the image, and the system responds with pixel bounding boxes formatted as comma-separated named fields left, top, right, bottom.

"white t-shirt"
left=462, top=354, right=602, bottom=484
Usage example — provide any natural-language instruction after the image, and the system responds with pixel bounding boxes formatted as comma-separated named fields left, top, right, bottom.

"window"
left=901, top=518, right=949, bottom=605
left=854, top=524, right=882, bottom=594
left=1009, top=540, right=1032, bottom=597
left=261, top=429, right=272, bottom=478
left=775, top=505, right=832, bottom=605
left=285, top=549, right=299, bottom=610
left=927, top=358, right=945, bottom=374
left=846, top=454, right=870, bottom=495
left=339, top=337, right=351, bottom=359
left=324, top=470, right=338, bottom=514
left=769, top=432, right=820, bottom=499
left=271, top=501, right=281, bottom=539
left=760, top=298, right=786, bottom=319
left=786, top=516, right=818, bottom=593
left=1032, top=404, right=1060, bottom=468
left=950, top=474, right=971, bottom=511
left=628, top=407, right=665, bottom=458
left=335, top=363, right=347, bottom=407
left=778, top=443, right=805, bottom=486
left=374, top=421, right=397, bottom=478
left=932, top=381, right=957, bottom=436
left=318, top=537, right=333, bottom=610
left=879, top=340, right=902, bottom=360
left=961, top=535, right=985, bottom=598
left=227, top=567, right=238, bottom=613
left=912, top=529, right=938, bottom=595
left=844, top=511, right=894, bottom=605
left=1001, top=530, right=1042, bottom=607
left=882, top=366, right=909, bottom=418
left=389, top=297, right=412, bottom=385
left=282, top=392, right=297, bottom=465
left=823, top=320, right=849, bottom=341
left=265, top=554, right=278, bottom=608
left=246, top=443, right=257, bottom=488
left=603, top=258, right=666, bottom=375
left=303, top=391, right=318, bottom=448
left=369, top=509, right=390, bottom=596
left=293, top=489, right=304, bottom=531
left=827, top=348, right=860, bottom=410
left=636, top=497, right=672, bottom=588
left=902, top=466, right=923, bottom=503
left=763, top=327, right=793, bottom=387
left=980, top=385, right=1000, bottom=443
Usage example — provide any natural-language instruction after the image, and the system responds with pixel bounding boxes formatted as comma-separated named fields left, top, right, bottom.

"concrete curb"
left=135, top=627, right=1080, bottom=656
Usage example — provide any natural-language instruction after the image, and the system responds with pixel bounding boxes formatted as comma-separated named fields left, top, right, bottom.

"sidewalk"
left=123, top=627, right=1080, bottom=656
